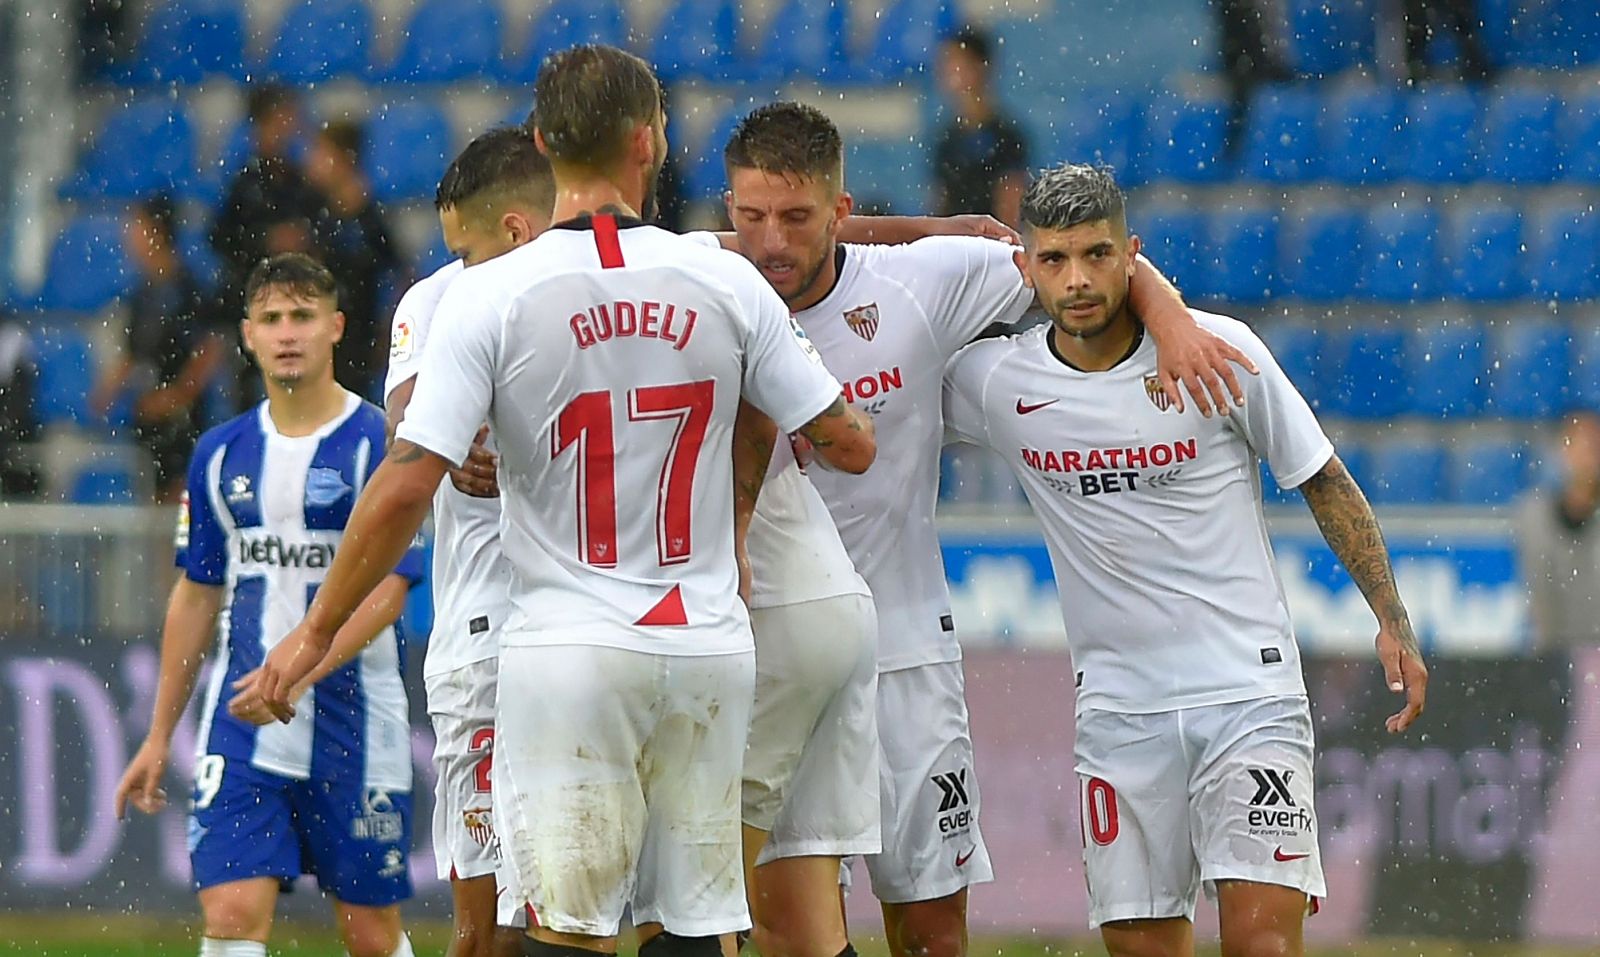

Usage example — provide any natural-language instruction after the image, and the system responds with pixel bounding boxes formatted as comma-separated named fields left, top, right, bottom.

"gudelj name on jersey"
left=236, top=533, right=337, bottom=569
left=569, top=299, right=698, bottom=351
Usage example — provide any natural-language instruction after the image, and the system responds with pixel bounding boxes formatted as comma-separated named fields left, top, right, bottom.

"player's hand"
left=1153, top=322, right=1259, bottom=418
left=114, top=740, right=170, bottom=820
left=1376, top=621, right=1427, bottom=734
left=234, top=624, right=330, bottom=724
left=449, top=426, right=499, bottom=498
left=936, top=214, right=1022, bottom=246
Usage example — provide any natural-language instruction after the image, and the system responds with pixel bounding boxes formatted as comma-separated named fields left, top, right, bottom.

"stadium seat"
left=1285, top=0, right=1375, bottom=75
left=939, top=447, right=987, bottom=504
left=501, top=0, right=629, bottom=83
left=861, top=0, right=956, bottom=79
left=1258, top=460, right=1300, bottom=506
left=1449, top=438, right=1530, bottom=504
left=70, top=465, right=136, bottom=504
left=1480, top=88, right=1563, bottom=183
left=1441, top=205, right=1525, bottom=300
left=847, top=138, right=925, bottom=216
left=1569, top=323, right=1600, bottom=409
left=1526, top=203, right=1600, bottom=301
left=1140, top=93, right=1230, bottom=183
left=127, top=0, right=247, bottom=86
left=1277, top=206, right=1363, bottom=301
left=178, top=221, right=222, bottom=291
left=1401, top=87, right=1481, bottom=183
left=1320, top=85, right=1403, bottom=184
left=1136, top=206, right=1210, bottom=299
left=1486, top=320, right=1570, bottom=418
left=1362, top=203, right=1440, bottom=302
left=1239, top=86, right=1322, bottom=183
left=684, top=106, right=747, bottom=200
left=1408, top=320, right=1486, bottom=419
left=651, top=0, right=744, bottom=82
left=1257, top=321, right=1322, bottom=408
left=261, top=0, right=372, bottom=84
left=38, top=214, right=131, bottom=313
left=1320, top=324, right=1410, bottom=419
left=60, top=99, right=197, bottom=201
left=32, top=328, right=93, bottom=426
left=1362, top=438, right=1447, bottom=505
left=1207, top=207, right=1278, bottom=303
left=383, top=0, right=501, bottom=83
left=756, top=0, right=853, bottom=82
left=1040, top=95, right=1144, bottom=187
left=1562, top=89, right=1600, bottom=181
left=365, top=101, right=452, bottom=202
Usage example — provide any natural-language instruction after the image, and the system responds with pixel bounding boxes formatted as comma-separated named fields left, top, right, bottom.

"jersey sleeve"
left=174, top=438, right=227, bottom=585
left=942, top=343, right=996, bottom=449
left=382, top=279, right=436, bottom=402
left=738, top=276, right=845, bottom=434
left=900, top=236, right=1034, bottom=357
left=1212, top=315, right=1334, bottom=488
left=392, top=279, right=498, bottom=468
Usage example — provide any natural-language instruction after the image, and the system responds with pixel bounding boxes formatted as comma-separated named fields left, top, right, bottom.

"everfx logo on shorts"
left=1246, top=768, right=1313, bottom=834
left=932, top=769, right=973, bottom=836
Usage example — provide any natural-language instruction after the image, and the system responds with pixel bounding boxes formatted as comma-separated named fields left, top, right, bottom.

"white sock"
left=200, top=938, right=267, bottom=957
left=385, top=933, right=415, bottom=957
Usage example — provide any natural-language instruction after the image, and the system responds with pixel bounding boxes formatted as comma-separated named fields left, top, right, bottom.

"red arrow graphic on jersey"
left=1273, top=847, right=1311, bottom=862
left=1015, top=398, right=1059, bottom=415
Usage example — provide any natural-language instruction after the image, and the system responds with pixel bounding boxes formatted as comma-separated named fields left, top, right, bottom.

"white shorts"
left=745, top=593, right=880, bottom=864
left=1075, top=695, right=1327, bottom=929
left=492, top=644, right=755, bottom=938
left=864, top=659, right=992, bottom=904
left=427, top=657, right=502, bottom=882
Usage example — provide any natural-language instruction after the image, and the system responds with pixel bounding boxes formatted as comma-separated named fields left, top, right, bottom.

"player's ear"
left=1125, top=234, right=1142, bottom=278
left=835, top=189, right=854, bottom=224
left=531, top=127, right=550, bottom=157
left=331, top=309, right=346, bottom=344
left=722, top=189, right=736, bottom=221
left=1013, top=247, right=1034, bottom=289
left=503, top=211, right=534, bottom=246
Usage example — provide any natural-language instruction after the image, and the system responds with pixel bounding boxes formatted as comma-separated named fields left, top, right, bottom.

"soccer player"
left=941, top=163, right=1428, bottom=957
left=239, top=43, right=876, bottom=957
left=720, top=103, right=1249, bottom=957
left=113, top=253, right=423, bottom=957
left=382, top=127, right=556, bottom=957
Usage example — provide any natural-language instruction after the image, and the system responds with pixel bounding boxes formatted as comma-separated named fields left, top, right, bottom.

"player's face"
left=242, top=286, right=344, bottom=387
left=1023, top=220, right=1141, bottom=340
left=439, top=205, right=549, bottom=267
left=726, top=167, right=852, bottom=307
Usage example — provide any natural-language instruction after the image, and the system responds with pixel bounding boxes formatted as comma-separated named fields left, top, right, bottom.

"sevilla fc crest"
left=1144, top=375, right=1174, bottom=412
left=463, top=806, right=495, bottom=848
left=844, top=303, right=880, bottom=341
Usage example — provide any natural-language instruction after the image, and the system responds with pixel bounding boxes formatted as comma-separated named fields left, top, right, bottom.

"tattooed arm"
left=1299, top=454, right=1428, bottom=733
left=794, top=394, right=876, bottom=474
left=732, top=401, right=778, bottom=604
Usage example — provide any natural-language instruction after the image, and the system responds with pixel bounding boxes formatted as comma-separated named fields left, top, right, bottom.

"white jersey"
left=397, top=214, right=843, bottom=657
left=794, top=238, right=1033, bottom=670
left=942, top=313, right=1334, bottom=714
left=385, top=259, right=512, bottom=682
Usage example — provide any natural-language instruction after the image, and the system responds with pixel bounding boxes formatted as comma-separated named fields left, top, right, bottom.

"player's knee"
left=890, top=912, right=966, bottom=957
left=637, top=931, right=723, bottom=957
left=447, top=918, right=488, bottom=957
left=340, top=920, right=405, bottom=957
left=201, top=897, right=272, bottom=941
left=1220, top=929, right=1297, bottom=957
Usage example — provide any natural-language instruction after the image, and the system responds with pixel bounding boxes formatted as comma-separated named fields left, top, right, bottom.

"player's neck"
left=550, top=173, right=645, bottom=224
left=787, top=244, right=846, bottom=314
left=1050, top=313, right=1141, bottom=372
left=263, top=374, right=347, bottom=437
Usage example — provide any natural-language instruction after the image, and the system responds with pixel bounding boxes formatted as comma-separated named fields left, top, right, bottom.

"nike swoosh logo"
left=1273, top=847, right=1311, bottom=862
left=1015, top=398, right=1059, bottom=415
left=955, top=846, right=976, bottom=867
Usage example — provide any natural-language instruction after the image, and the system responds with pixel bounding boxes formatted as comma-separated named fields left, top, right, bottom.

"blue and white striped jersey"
left=175, top=392, right=423, bottom=790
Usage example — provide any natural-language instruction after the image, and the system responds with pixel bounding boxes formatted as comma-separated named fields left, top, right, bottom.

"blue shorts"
left=187, top=756, right=413, bottom=906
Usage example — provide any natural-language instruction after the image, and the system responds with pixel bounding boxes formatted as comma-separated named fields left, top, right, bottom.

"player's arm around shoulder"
left=941, top=335, right=1010, bottom=450
left=1134, top=263, right=1261, bottom=417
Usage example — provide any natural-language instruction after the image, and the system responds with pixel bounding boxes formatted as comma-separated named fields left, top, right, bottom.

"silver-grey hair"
left=1020, top=163, right=1126, bottom=233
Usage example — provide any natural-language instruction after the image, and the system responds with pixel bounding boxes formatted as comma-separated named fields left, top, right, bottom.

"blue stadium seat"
left=1239, top=86, right=1322, bottom=183
left=33, top=328, right=94, bottom=425
left=684, top=106, right=747, bottom=200
left=1408, top=320, right=1485, bottom=418
left=847, top=139, right=925, bottom=216
left=1449, top=438, right=1530, bottom=504
left=1141, top=93, right=1229, bottom=183
left=1569, top=323, right=1600, bottom=409
left=651, top=0, right=744, bottom=82
left=1277, top=206, right=1362, bottom=301
left=1207, top=208, right=1278, bottom=303
left=1258, top=321, right=1322, bottom=409
left=1441, top=205, right=1525, bottom=300
left=1136, top=206, right=1210, bottom=299
left=1562, top=89, right=1600, bottom=181
left=757, top=0, right=852, bottom=82
left=38, top=214, right=131, bottom=313
left=61, top=99, right=197, bottom=201
left=1320, top=85, right=1403, bottom=184
left=1401, top=87, right=1481, bottom=182
left=1480, top=88, right=1562, bottom=183
left=128, top=0, right=247, bottom=86
left=1526, top=203, right=1600, bottom=301
left=1486, top=320, right=1570, bottom=418
left=71, top=465, right=136, bottom=504
left=178, top=221, right=222, bottom=291
left=261, top=0, right=372, bottom=84
left=1285, top=0, right=1375, bottom=75
left=365, top=102, right=452, bottom=202
left=383, top=0, right=501, bottom=83
left=1320, top=324, right=1410, bottom=419
left=861, top=0, right=956, bottom=79
left=939, top=447, right=989, bottom=504
left=502, top=0, right=628, bottom=83
left=1362, top=204, right=1440, bottom=302
left=1363, top=438, right=1446, bottom=505
left=1041, top=95, right=1144, bottom=186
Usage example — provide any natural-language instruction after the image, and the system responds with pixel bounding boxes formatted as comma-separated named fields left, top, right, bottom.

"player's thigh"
left=189, top=757, right=300, bottom=895
left=750, top=854, right=851, bottom=957
left=331, top=900, right=404, bottom=957
left=294, top=775, right=414, bottom=908
left=632, top=650, right=756, bottom=937
left=1185, top=696, right=1324, bottom=907
left=494, top=643, right=657, bottom=937
left=1074, top=708, right=1198, bottom=928
left=866, top=660, right=990, bottom=904
left=427, top=659, right=501, bottom=883
left=197, top=876, right=281, bottom=942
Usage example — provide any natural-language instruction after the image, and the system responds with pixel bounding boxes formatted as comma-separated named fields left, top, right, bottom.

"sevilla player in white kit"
left=942, top=164, right=1429, bottom=957
left=720, top=103, right=1253, bottom=957
left=249, top=45, right=876, bottom=957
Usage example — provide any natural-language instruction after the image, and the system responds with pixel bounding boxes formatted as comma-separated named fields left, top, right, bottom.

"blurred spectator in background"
left=931, top=26, right=1028, bottom=228
left=77, top=0, right=130, bottom=83
left=93, top=195, right=226, bottom=503
left=0, top=310, right=40, bottom=499
left=1515, top=410, right=1600, bottom=648
left=1215, top=0, right=1291, bottom=156
left=306, top=119, right=397, bottom=400
left=1401, top=0, right=1492, bottom=82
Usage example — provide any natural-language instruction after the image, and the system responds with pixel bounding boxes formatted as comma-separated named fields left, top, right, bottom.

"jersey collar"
left=549, top=211, right=650, bottom=232
left=1046, top=320, right=1147, bottom=373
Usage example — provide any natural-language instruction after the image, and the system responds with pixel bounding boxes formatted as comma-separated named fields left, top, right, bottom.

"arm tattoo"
left=798, top=396, right=858, bottom=448
left=388, top=440, right=430, bottom=464
left=1299, top=456, right=1421, bottom=657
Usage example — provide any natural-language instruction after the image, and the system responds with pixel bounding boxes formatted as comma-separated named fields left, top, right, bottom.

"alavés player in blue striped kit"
left=115, top=253, right=425, bottom=957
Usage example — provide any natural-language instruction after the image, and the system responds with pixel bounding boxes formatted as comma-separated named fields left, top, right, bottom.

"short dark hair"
left=1021, top=163, right=1127, bottom=234
left=531, top=45, right=663, bottom=168
left=723, top=102, right=844, bottom=186
left=134, top=193, right=178, bottom=248
left=435, top=126, right=556, bottom=218
left=317, top=119, right=364, bottom=165
left=244, top=253, right=338, bottom=310
left=246, top=83, right=298, bottom=126
left=946, top=26, right=994, bottom=67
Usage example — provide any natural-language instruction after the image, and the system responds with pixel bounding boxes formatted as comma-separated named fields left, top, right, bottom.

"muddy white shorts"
left=427, top=657, right=502, bottom=882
